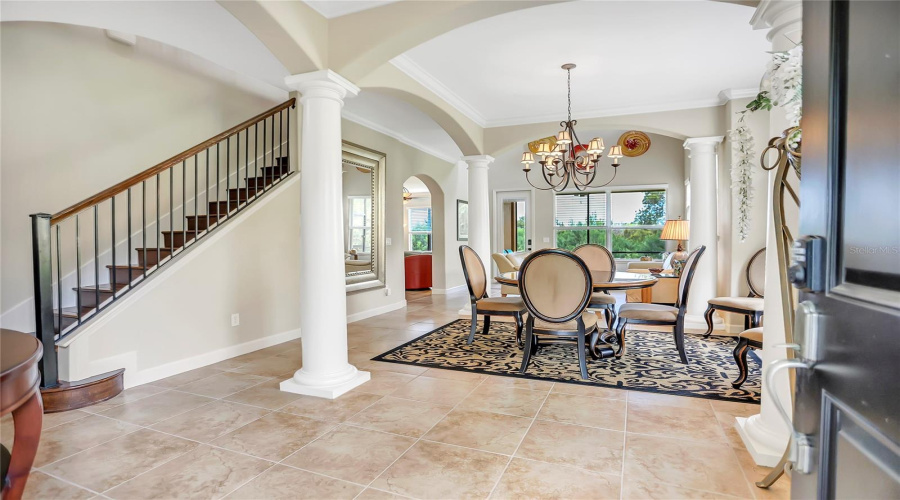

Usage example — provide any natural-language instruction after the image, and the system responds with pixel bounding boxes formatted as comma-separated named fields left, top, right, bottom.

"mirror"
left=342, top=141, right=385, bottom=292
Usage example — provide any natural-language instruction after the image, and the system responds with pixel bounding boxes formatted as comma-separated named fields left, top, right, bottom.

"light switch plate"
left=543, top=237, right=550, bottom=243
left=386, top=238, right=392, bottom=245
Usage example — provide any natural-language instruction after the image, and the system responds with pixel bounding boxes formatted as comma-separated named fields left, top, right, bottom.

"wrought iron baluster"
left=111, top=197, right=116, bottom=300
left=244, top=128, right=249, bottom=208
left=142, top=180, right=147, bottom=277
left=206, top=148, right=210, bottom=234
left=194, top=155, right=198, bottom=242
left=127, top=188, right=133, bottom=287
left=279, top=110, right=283, bottom=178
left=216, top=143, right=221, bottom=225
left=156, top=174, right=160, bottom=270
left=287, top=107, right=291, bottom=173
left=227, top=137, right=231, bottom=216
left=263, top=118, right=268, bottom=192
left=254, top=123, right=259, bottom=200
left=76, top=214, right=82, bottom=323
left=94, top=205, right=100, bottom=310
left=182, top=160, right=186, bottom=246
left=56, top=224, right=62, bottom=334
left=170, top=168, right=174, bottom=258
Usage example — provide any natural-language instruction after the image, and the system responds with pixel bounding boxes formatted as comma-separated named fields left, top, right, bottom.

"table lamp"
left=660, top=218, right=689, bottom=275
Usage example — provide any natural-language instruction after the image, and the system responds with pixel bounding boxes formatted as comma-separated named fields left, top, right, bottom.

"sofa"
left=491, top=251, right=531, bottom=296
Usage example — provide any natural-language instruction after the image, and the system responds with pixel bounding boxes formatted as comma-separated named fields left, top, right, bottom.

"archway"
left=400, top=174, right=448, bottom=297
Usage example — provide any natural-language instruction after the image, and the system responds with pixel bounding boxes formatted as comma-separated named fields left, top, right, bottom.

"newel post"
left=31, top=213, right=58, bottom=388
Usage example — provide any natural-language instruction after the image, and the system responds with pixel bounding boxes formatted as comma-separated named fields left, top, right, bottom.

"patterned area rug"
left=373, top=319, right=761, bottom=403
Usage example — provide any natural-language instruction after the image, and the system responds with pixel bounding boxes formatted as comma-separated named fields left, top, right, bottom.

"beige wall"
left=0, top=22, right=287, bottom=329
left=487, top=131, right=686, bottom=268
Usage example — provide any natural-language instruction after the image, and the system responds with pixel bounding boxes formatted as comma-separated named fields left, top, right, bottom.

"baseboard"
left=347, top=300, right=407, bottom=323
left=119, top=327, right=302, bottom=389
left=432, top=285, right=465, bottom=295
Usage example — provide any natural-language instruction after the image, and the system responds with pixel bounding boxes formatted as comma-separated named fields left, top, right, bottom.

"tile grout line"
left=484, top=381, right=556, bottom=499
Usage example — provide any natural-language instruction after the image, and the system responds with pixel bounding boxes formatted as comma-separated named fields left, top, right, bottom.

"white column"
left=280, top=70, right=370, bottom=399
left=458, top=155, right=493, bottom=316
left=737, top=0, right=802, bottom=466
left=683, top=137, right=723, bottom=319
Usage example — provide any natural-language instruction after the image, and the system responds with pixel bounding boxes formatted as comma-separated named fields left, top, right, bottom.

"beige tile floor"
left=1, top=287, right=790, bottom=500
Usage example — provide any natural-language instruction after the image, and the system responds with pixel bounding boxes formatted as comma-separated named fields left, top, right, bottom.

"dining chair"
left=572, top=244, right=617, bottom=328
left=459, top=245, right=527, bottom=347
left=731, top=327, right=763, bottom=388
left=518, top=249, right=598, bottom=379
left=703, top=248, right=766, bottom=337
left=614, top=245, right=706, bottom=364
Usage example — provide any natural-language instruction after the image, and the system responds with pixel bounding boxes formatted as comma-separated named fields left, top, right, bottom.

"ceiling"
left=343, top=91, right=463, bottom=163
left=396, top=0, right=769, bottom=127
left=403, top=176, right=430, bottom=194
left=304, top=0, right=397, bottom=19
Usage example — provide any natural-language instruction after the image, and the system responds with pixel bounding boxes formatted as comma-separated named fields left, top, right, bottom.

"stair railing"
left=30, top=98, right=295, bottom=388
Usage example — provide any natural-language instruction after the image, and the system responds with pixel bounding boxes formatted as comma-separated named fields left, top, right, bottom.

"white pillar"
left=280, top=70, right=369, bottom=399
left=683, top=137, right=723, bottom=319
left=737, top=0, right=802, bottom=466
left=458, top=155, right=493, bottom=316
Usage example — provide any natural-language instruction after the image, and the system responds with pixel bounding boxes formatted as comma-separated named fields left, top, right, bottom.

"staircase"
left=30, top=99, right=296, bottom=410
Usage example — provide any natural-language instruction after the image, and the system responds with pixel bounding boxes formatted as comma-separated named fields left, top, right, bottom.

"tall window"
left=555, top=189, right=667, bottom=259
left=348, top=196, right=371, bottom=253
left=408, top=207, right=432, bottom=251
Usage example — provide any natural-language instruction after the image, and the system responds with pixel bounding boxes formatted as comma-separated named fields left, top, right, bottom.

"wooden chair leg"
left=514, top=313, right=524, bottom=349
left=3, top=391, right=43, bottom=500
left=603, top=308, right=612, bottom=329
left=703, top=303, right=716, bottom=337
left=674, top=322, right=689, bottom=364
left=576, top=329, right=589, bottom=379
left=615, top=319, right=627, bottom=358
left=588, top=328, right=600, bottom=360
left=732, top=338, right=751, bottom=388
left=751, top=312, right=762, bottom=329
left=467, top=305, right=478, bottom=345
left=482, top=315, right=492, bottom=336
left=520, top=322, right=534, bottom=374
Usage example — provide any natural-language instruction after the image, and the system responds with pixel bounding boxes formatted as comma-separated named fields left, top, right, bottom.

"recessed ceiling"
left=395, top=0, right=769, bottom=127
left=304, top=0, right=397, bottom=19
left=343, top=91, right=463, bottom=163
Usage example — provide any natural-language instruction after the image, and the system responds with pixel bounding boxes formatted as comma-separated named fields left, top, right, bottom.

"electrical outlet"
left=231, top=313, right=240, bottom=326
left=385, top=286, right=392, bottom=296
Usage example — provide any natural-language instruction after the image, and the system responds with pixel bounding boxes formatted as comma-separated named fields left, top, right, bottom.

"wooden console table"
left=1, top=329, right=43, bottom=500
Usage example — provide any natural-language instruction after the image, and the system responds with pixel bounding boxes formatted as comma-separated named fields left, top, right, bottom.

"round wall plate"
left=618, top=130, right=651, bottom=157
left=528, top=135, right=558, bottom=154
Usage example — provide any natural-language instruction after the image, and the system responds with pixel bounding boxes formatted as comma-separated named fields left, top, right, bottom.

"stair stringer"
left=57, top=174, right=301, bottom=389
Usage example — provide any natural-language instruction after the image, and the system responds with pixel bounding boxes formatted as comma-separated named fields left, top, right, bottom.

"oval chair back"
left=518, top=249, right=593, bottom=325
left=459, top=245, right=487, bottom=301
left=676, top=246, right=707, bottom=313
left=747, top=248, right=766, bottom=297
left=573, top=244, right=616, bottom=279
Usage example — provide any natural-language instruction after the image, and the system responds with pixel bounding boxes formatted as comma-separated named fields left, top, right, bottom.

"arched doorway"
left=401, top=175, right=446, bottom=299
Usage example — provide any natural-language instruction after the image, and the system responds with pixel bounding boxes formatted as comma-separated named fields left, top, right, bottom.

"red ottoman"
left=404, top=254, right=432, bottom=290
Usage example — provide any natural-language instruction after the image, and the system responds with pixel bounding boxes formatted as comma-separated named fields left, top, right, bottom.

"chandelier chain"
left=566, top=68, right=572, bottom=123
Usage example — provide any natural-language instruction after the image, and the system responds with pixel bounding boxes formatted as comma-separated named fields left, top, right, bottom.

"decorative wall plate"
left=528, top=135, right=558, bottom=154
left=618, top=130, right=651, bottom=157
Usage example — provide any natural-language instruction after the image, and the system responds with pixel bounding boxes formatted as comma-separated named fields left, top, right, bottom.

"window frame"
left=553, top=185, right=668, bottom=259
left=347, top=195, right=372, bottom=254
left=407, top=206, right=433, bottom=252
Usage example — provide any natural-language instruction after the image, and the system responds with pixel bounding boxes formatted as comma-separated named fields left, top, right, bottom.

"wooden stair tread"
left=57, top=306, right=94, bottom=318
left=74, top=283, right=129, bottom=292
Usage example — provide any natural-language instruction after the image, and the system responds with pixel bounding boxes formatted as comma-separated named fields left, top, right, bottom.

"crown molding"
left=390, top=55, right=488, bottom=128
left=342, top=110, right=460, bottom=164
left=718, top=88, right=760, bottom=103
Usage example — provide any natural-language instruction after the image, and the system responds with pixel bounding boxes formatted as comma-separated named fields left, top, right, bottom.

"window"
left=408, top=207, right=432, bottom=251
left=554, top=189, right=667, bottom=259
left=348, top=196, right=371, bottom=253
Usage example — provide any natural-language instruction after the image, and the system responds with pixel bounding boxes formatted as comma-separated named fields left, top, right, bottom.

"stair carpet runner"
left=55, top=158, right=290, bottom=334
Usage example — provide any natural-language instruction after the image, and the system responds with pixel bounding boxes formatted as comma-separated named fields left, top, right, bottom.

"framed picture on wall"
left=457, top=200, right=468, bottom=241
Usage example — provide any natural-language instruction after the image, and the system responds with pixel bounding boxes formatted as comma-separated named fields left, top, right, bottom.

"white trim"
left=346, top=300, right=407, bottom=323
left=57, top=174, right=300, bottom=348
left=432, top=284, right=465, bottom=295
left=718, top=88, right=760, bottom=102
left=390, top=55, right=488, bottom=127
left=342, top=110, right=458, bottom=164
left=111, top=327, right=302, bottom=389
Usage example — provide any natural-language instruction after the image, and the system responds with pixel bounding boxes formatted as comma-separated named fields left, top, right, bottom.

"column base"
left=736, top=415, right=788, bottom=467
left=280, top=368, right=370, bottom=399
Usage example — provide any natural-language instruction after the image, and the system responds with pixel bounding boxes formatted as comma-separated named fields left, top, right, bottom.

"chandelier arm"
left=592, top=166, right=618, bottom=188
left=524, top=170, right=560, bottom=191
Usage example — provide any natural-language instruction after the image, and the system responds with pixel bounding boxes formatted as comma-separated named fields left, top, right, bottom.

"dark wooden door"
left=793, top=0, right=900, bottom=498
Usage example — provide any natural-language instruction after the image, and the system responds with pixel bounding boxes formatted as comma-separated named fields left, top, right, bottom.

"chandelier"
left=521, top=64, right=623, bottom=192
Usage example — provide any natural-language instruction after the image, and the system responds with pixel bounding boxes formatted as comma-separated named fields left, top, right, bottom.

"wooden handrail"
left=50, top=98, right=295, bottom=225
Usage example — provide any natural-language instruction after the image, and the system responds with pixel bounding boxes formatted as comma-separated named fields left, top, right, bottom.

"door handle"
left=766, top=359, right=815, bottom=475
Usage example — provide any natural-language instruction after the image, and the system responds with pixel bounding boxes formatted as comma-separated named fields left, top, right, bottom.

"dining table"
left=495, top=270, right=658, bottom=358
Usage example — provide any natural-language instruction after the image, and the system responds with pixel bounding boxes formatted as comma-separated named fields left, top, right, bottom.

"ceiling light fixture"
left=402, top=187, right=413, bottom=202
left=521, top=64, right=622, bottom=191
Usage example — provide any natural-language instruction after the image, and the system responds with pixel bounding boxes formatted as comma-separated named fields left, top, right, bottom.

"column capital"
left=750, top=0, right=802, bottom=49
left=683, top=136, right=724, bottom=153
left=460, top=155, right=494, bottom=169
left=285, top=70, right=360, bottom=103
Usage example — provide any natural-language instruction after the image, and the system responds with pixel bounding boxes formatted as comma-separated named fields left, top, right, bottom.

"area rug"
left=372, top=319, right=761, bottom=403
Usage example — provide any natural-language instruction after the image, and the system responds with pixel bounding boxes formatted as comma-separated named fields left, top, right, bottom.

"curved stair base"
left=40, top=369, right=124, bottom=413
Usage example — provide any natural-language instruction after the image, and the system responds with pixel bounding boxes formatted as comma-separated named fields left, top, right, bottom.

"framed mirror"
left=342, top=141, right=385, bottom=292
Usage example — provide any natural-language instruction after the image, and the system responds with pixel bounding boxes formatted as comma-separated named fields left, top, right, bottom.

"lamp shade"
left=521, top=152, right=535, bottom=164
left=660, top=219, right=690, bottom=241
left=608, top=145, right=623, bottom=159
left=587, top=138, right=605, bottom=154
left=556, top=130, right=572, bottom=145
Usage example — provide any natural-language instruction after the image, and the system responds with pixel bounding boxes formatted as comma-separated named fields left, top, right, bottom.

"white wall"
left=487, top=131, right=686, bottom=265
left=0, top=22, right=287, bottom=330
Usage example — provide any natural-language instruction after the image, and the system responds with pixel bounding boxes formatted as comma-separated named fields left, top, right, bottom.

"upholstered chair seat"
left=708, top=297, right=765, bottom=310
left=573, top=244, right=618, bottom=329
left=740, top=327, right=764, bottom=342
left=461, top=246, right=526, bottom=347
left=534, top=312, right=598, bottom=331
left=589, top=293, right=617, bottom=305
left=476, top=296, right=527, bottom=312
left=618, top=303, right=679, bottom=322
